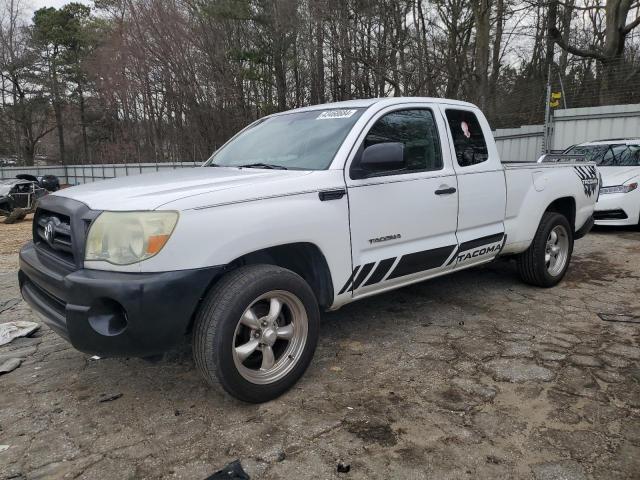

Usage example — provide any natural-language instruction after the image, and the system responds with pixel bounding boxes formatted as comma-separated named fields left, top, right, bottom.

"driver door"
left=340, top=104, right=459, bottom=299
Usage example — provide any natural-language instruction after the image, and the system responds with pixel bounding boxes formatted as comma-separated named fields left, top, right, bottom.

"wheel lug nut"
left=261, top=321, right=268, bottom=327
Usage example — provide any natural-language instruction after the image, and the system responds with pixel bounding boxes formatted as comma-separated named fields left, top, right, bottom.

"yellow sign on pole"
left=550, top=100, right=560, bottom=108
left=551, top=92, right=562, bottom=100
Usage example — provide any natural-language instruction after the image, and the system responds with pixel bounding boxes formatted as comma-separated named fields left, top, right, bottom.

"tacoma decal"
left=369, top=234, right=401, bottom=244
left=573, top=166, right=598, bottom=197
left=456, top=243, right=502, bottom=263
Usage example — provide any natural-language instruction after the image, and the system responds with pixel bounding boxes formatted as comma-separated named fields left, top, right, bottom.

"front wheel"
left=516, top=212, right=574, bottom=287
left=193, top=264, right=320, bottom=403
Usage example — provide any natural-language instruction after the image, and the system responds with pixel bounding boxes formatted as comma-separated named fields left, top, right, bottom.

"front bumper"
left=19, top=242, right=225, bottom=356
left=594, top=192, right=640, bottom=226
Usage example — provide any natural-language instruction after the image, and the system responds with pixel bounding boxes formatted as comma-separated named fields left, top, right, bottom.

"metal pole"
left=543, top=64, right=552, bottom=154
left=557, top=69, right=567, bottom=109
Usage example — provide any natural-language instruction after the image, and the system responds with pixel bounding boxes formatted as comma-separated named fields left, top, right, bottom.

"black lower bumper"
left=574, top=215, right=594, bottom=240
left=19, top=242, right=225, bottom=356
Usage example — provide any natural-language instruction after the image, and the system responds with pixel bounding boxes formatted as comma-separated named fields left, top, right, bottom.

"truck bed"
left=501, top=160, right=598, bottom=255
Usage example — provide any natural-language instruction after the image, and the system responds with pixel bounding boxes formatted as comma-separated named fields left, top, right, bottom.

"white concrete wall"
left=552, top=104, right=640, bottom=150
left=493, top=103, right=640, bottom=163
left=493, top=125, right=544, bottom=163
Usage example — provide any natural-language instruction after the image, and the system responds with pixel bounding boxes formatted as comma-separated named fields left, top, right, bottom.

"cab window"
left=351, top=109, right=443, bottom=178
left=445, top=109, right=489, bottom=167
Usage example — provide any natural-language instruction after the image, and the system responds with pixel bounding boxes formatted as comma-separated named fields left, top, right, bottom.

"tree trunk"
left=78, top=84, right=89, bottom=163
left=316, top=19, right=325, bottom=103
left=473, top=0, right=491, bottom=109
left=489, top=0, right=504, bottom=119
left=558, top=0, right=574, bottom=74
left=545, top=0, right=558, bottom=71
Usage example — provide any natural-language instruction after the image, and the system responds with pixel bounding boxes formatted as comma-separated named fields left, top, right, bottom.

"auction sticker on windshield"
left=317, top=109, right=358, bottom=120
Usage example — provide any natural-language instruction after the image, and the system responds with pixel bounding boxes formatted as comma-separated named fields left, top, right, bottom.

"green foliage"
left=33, top=3, right=90, bottom=50
left=199, top=0, right=252, bottom=21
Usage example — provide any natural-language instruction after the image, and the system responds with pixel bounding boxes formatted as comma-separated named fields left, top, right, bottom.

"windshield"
left=564, top=144, right=640, bottom=166
left=204, top=108, right=365, bottom=170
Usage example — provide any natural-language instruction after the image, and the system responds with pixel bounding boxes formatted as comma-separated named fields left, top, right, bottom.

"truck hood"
left=599, top=166, right=640, bottom=187
left=54, top=167, right=315, bottom=211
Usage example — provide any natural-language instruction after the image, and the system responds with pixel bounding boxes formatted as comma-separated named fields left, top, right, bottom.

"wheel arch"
left=185, top=242, right=334, bottom=336
left=544, top=196, right=576, bottom=233
left=227, top=242, right=334, bottom=309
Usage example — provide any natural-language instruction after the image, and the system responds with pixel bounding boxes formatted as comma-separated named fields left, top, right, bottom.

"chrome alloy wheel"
left=545, top=225, right=569, bottom=276
left=232, top=290, right=308, bottom=385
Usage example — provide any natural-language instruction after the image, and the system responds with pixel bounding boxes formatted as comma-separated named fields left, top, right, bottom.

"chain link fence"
left=0, top=161, right=201, bottom=185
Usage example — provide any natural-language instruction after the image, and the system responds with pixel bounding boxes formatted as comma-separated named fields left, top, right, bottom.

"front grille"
left=594, top=209, right=628, bottom=220
left=34, top=209, right=75, bottom=264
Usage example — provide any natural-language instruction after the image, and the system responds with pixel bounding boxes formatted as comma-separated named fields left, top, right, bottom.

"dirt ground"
left=0, top=220, right=639, bottom=480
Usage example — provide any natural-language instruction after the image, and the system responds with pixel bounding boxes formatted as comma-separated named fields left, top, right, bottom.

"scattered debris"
left=205, top=460, right=250, bottom=480
left=0, top=321, right=39, bottom=346
left=174, top=409, right=180, bottom=416
left=0, top=445, right=10, bottom=453
left=0, top=298, right=20, bottom=314
left=89, top=355, right=101, bottom=361
left=0, top=358, right=21, bottom=374
left=337, top=461, right=351, bottom=473
left=598, top=313, right=640, bottom=324
left=98, top=393, right=123, bottom=403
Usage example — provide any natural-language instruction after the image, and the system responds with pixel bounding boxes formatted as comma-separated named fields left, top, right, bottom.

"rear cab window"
left=445, top=109, right=489, bottom=167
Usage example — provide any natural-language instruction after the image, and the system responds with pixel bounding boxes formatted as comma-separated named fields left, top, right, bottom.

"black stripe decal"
left=387, top=245, right=456, bottom=280
left=363, top=257, right=396, bottom=287
left=459, top=232, right=504, bottom=252
left=338, top=265, right=360, bottom=295
left=446, top=246, right=461, bottom=266
left=352, top=262, right=375, bottom=290
left=498, top=234, right=508, bottom=253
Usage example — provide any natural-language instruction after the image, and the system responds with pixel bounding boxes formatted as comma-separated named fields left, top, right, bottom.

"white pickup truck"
left=19, top=98, right=598, bottom=402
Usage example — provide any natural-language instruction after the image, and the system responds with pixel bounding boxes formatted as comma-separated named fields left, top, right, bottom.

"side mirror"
left=358, top=142, right=405, bottom=176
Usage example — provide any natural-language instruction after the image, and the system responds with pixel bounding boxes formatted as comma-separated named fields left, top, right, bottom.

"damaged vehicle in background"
left=564, top=139, right=640, bottom=226
left=0, top=174, right=60, bottom=224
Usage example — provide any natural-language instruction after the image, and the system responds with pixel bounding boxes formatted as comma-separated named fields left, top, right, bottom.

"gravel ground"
left=0, top=222, right=639, bottom=480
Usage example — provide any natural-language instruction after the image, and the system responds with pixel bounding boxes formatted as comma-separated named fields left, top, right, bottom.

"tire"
left=193, top=264, right=320, bottom=403
left=516, top=212, right=574, bottom=288
left=4, top=208, right=28, bottom=224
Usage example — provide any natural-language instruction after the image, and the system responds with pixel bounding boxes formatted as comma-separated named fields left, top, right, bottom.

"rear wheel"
left=517, top=212, right=573, bottom=287
left=193, top=264, right=319, bottom=403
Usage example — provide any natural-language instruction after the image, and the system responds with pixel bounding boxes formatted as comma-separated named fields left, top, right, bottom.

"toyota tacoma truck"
left=19, top=98, right=598, bottom=402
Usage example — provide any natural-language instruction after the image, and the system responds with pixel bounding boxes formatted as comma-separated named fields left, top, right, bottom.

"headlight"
left=600, top=182, right=638, bottom=195
left=85, top=211, right=178, bottom=265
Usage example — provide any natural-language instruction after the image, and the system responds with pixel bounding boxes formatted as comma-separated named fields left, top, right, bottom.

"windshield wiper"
left=237, top=163, right=288, bottom=170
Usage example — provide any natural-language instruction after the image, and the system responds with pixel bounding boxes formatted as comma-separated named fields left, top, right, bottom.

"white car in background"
left=565, top=139, right=640, bottom=226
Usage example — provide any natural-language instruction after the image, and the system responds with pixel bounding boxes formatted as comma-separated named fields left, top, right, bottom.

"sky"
left=26, top=0, right=92, bottom=14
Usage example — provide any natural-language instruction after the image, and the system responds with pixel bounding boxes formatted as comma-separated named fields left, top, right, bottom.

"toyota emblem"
left=44, top=221, right=55, bottom=244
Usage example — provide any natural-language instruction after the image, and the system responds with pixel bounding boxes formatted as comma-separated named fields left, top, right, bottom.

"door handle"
left=435, top=187, right=456, bottom=195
